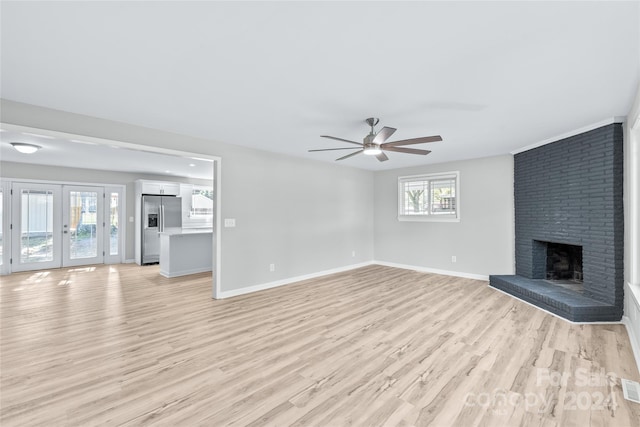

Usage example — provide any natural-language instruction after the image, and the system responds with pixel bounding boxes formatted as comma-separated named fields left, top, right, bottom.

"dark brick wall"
left=514, top=123, right=624, bottom=306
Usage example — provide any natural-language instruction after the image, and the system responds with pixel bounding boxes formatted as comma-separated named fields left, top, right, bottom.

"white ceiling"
left=1, top=1, right=638, bottom=171
left=0, top=129, right=214, bottom=180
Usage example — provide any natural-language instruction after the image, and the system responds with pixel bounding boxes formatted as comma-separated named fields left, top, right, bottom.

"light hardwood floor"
left=1, top=264, right=639, bottom=426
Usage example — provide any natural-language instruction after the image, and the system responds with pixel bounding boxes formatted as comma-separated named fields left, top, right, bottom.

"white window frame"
left=397, top=171, right=460, bottom=222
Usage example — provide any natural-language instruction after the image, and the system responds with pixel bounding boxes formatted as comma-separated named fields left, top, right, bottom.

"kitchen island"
left=159, top=228, right=213, bottom=278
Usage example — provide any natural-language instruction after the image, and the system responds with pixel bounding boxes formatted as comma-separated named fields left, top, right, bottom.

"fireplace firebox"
left=545, top=242, right=583, bottom=282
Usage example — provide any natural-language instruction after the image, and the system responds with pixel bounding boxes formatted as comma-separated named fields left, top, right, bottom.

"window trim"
left=397, top=171, right=460, bottom=222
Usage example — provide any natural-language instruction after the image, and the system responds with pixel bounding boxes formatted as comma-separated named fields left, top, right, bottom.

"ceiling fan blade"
left=320, top=135, right=363, bottom=146
left=336, top=149, right=364, bottom=161
left=381, top=135, right=442, bottom=147
left=376, top=151, right=389, bottom=162
left=383, top=146, right=432, bottom=155
left=372, top=126, right=397, bottom=144
left=308, top=147, right=362, bottom=152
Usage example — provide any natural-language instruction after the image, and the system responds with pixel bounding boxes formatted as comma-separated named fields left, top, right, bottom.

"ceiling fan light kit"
left=310, top=117, right=442, bottom=162
left=363, top=146, right=382, bottom=156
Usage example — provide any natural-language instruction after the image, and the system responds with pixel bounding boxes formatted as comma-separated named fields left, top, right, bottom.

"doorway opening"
left=0, top=123, right=222, bottom=298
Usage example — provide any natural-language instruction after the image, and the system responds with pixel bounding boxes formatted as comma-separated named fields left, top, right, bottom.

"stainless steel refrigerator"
left=142, top=195, right=182, bottom=264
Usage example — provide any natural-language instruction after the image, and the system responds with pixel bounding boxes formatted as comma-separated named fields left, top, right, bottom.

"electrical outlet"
left=129, top=216, right=134, bottom=222
left=451, top=255, right=457, bottom=263
left=224, top=218, right=236, bottom=228
left=352, top=251, right=356, bottom=257
left=269, top=263, right=275, bottom=272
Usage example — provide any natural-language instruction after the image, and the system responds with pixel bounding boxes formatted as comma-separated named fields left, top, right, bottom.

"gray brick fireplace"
left=490, top=123, right=624, bottom=322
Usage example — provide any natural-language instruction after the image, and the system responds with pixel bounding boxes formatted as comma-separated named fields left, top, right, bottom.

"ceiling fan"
left=309, top=118, right=443, bottom=162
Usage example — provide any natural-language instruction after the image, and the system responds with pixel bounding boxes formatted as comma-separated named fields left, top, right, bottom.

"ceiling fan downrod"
left=365, top=117, right=380, bottom=135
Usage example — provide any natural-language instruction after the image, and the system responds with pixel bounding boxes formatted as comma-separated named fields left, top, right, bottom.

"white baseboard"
left=218, top=261, right=376, bottom=299
left=373, top=260, right=489, bottom=281
left=218, top=260, right=490, bottom=299
left=124, top=259, right=136, bottom=264
left=622, top=316, right=640, bottom=374
left=160, top=267, right=212, bottom=278
left=623, top=282, right=640, bottom=373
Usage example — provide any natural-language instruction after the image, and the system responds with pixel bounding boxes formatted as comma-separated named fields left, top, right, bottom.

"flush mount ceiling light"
left=10, top=142, right=41, bottom=154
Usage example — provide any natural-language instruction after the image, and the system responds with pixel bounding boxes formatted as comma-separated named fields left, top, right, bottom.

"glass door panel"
left=109, top=192, right=119, bottom=255
left=11, top=183, right=62, bottom=272
left=104, top=187, right=123, bottom=264
left=68, top=191, right=98, bottom=259
left=63, top=186, right=104, bottom=267
left=21, top=190, right=54, bottom=262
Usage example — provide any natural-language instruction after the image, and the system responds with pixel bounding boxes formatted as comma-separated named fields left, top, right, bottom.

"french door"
left=11, top=183, right=62, bottom=271
left=9, top=182, right=122, bottom=272
left=62, top=186, right=104, bottom=267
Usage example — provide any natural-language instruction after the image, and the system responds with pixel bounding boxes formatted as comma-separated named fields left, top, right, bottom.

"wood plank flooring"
left=1, top=264, right=639, bottom=426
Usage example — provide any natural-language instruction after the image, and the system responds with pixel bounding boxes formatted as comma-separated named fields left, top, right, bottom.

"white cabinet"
left=137, top=180, right=179, bottom=196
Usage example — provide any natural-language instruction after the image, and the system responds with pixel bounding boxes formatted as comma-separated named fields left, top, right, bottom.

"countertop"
left=160, top=227, right=214, bottom=236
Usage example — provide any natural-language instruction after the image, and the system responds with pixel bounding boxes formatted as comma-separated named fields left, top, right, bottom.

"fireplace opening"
left=546, top=242, right=583, bottom=282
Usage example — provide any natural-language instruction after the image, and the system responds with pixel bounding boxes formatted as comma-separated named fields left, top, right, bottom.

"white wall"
left=373, top=155, right=515, bottom=278
left=0, top=161, right=212, bottom=261
left=623, top=82, right=640, bottom=370
left=0, top=99, right=374, bottom=293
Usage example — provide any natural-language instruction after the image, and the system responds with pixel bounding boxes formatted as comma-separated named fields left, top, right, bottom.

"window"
left=181, top=184, right=214, bottom=228
left=398, top=172, right=459, bottom=221
left=190, top=187, right=214, bottom=217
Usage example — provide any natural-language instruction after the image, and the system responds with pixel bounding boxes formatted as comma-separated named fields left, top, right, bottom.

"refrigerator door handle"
left=160, top=204, right=165, bottom=233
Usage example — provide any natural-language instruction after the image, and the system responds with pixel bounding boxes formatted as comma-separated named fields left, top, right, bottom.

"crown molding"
left=510, top=116, right=626, bottom=155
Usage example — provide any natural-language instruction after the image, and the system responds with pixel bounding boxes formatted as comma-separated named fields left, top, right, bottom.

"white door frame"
left=0, top=123, right=222, bottom=299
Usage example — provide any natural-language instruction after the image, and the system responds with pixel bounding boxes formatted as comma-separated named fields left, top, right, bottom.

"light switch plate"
left=224, top=218, right=236, bottom=228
